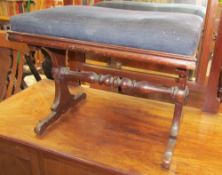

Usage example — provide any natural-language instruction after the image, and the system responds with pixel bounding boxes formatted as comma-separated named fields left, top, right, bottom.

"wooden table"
left=0, top=80, right=222, bottom=175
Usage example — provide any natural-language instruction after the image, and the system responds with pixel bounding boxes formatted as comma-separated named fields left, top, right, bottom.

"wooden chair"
left=7, top=0, right=218, bottom=168
left=0, top=31, right=28, bottom=101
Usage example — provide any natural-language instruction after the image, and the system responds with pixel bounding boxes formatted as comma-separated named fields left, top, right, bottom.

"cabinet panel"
left=0, top=139, right=40, bottom=175
left=0, top=152, right=32, bottom=175
left=41, top=154, right=124, bottom=175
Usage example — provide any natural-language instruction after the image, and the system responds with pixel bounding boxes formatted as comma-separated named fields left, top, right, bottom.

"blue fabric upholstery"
left=95, top=1, right=206, bottom=18
left=10, top=6, right=203, bottom=56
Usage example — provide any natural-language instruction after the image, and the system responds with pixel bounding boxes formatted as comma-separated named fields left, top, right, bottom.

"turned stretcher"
left=7, top=0, right=216, bottom=168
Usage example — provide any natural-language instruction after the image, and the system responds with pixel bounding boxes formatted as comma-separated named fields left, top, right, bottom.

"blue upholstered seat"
left=10, top=6, right=203, bottom=56
left=96, top=1, right=206, bottom=18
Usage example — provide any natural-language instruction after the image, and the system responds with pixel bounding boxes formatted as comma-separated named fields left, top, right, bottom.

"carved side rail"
left=55, top=67, right=188, bottom=102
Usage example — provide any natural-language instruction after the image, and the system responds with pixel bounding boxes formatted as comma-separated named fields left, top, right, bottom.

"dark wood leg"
left=34, top=49, right=86, bottom=135
left=163, top=69, right=188, bottom=169
left=163, top=103, right=183, bottom=168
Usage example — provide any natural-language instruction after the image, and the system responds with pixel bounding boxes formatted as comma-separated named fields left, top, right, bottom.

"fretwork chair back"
left=0, top=32, right=28, bottom=101
left=7, top=0, right=217, bottom=168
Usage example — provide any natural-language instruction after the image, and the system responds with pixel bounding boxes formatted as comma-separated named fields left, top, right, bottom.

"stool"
left=8, top=5, right=204, bottom=168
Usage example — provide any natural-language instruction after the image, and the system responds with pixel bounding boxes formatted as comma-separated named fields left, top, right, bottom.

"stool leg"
left=162, top=69, right=188, bottom=168
left=34, top=49, right=86, bottom=135
left=163, top=102, right=183, bottom=168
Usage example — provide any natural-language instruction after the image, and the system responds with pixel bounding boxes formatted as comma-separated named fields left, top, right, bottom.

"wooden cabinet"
left=0, top=139, right=123, bottom=175
left=41, top=154, right=118, bottom=175
left=0, top=139, right=40, bottom=175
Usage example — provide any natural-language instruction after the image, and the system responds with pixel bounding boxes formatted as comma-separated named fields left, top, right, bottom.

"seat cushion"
left=95, top=1, right=206, bottom=18
left=10, top=6, right=203, bottom=56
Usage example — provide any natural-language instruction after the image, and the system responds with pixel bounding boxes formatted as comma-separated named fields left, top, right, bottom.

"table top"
left=0, top=80, right=221, bottom=175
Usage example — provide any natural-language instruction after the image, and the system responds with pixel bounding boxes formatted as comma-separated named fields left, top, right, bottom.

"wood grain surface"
left=0, top=80, right=221, bottom=174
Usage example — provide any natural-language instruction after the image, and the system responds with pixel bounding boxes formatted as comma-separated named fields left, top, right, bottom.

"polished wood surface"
left=0, top=80, right=222, bottom=174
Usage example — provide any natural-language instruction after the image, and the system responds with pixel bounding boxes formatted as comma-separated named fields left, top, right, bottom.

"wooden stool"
left=8, top=3, right=207, bottom=168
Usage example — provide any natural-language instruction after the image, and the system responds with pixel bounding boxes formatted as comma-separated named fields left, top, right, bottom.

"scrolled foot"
left=34, top=92, right=86, bottom=136
left=34, top=111, right=58, bottom=136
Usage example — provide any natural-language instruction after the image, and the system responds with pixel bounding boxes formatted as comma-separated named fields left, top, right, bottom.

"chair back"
left=0, top=31, right=28, bottom=101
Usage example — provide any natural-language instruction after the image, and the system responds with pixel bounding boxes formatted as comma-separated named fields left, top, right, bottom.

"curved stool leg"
left=34, top=49, right=86, bottom=135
